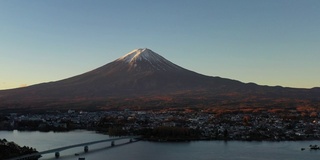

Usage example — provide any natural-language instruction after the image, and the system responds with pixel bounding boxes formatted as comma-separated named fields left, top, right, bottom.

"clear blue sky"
left=0, top=0, right=319, bottom=89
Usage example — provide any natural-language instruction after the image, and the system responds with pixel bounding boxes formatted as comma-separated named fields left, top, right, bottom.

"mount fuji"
left=0, top=48, right=319, bottom=111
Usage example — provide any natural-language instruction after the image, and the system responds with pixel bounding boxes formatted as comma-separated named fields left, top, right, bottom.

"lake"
left=1, top=130, right=319, bottom=160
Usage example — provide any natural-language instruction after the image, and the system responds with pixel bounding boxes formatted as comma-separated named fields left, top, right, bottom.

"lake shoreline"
left=2, top=128, right=320, bottom=142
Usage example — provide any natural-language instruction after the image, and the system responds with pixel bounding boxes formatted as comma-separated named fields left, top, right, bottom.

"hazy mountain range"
left=0, top=48, right=319, bottom=112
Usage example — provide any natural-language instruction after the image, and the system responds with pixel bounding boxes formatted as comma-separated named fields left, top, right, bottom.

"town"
left=0, top=108, right=320, bottom=141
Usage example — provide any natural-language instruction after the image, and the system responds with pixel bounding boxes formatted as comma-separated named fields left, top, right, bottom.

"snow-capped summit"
left=116, top=48, right=182, bottom=71
left=117, top=48, right=157, bottom=63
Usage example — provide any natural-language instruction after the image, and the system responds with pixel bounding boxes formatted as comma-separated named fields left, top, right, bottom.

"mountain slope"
left=0, top=48, right=319, bottom=111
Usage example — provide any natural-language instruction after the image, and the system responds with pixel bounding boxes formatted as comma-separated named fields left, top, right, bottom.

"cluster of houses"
left=1, top=109, right=320, bottom=141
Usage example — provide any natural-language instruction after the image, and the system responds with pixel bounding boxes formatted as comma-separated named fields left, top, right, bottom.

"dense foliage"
left=0, top=139, right=40, bottom=160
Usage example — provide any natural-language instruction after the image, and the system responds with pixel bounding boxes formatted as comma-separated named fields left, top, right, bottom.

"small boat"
left=301, top=148, right=305, bottom=151
left=78, top=157, right=85, bottom=160
left=309, top=145, right=319, bottom=150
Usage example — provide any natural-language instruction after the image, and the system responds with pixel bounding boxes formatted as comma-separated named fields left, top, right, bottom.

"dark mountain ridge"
left=0, top=48, right=319, bottom=111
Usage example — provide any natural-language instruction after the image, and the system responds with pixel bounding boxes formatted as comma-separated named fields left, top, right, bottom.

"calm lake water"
left=1, top=130, right=320, bottom=160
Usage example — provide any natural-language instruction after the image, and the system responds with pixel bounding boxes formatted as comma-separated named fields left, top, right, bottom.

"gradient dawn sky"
left=0, top=0, right=319, bottom=90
